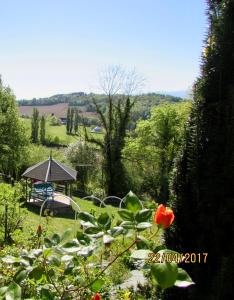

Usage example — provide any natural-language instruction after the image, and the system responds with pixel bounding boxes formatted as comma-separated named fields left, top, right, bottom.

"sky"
left=0, top=0, right=207, bottom=99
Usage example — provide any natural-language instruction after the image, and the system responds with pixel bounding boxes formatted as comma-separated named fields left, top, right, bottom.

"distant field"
left=21, top=118, right=103, bottom=145
left=18, top=102, right=97, bottom=119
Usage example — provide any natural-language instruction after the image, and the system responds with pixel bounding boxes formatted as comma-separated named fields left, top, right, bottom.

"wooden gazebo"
left=22, top=156, right=77, bottom=209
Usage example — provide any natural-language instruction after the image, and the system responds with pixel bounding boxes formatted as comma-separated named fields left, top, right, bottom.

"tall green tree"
left=31, top=108, right=39, bottom=143
left=74, top=108, right=79, bottom=134
left=66, top=107, right=74, bottom=134
left=40, top=115, right=46, bottom=144
left=165, top=1, right=234, bottom=299
left=66, top=107, right=71, bottom=134
left=85, top=66, right=142, bottom=197
left=124, top=102, right=191, bottom=201
left=69, top=108, right=74, bottom=134
left=0, top=78, right=28, bottom=178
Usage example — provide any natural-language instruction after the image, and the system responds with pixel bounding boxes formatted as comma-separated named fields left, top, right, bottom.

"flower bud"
left=154, top=204, right=174, bottom=229
left=91, top=293, right=101, bottom=300
left=37, top=224, right=43, bottom=236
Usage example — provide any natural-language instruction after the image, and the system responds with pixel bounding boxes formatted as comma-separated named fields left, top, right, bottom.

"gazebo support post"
left=30, top=180, right=32, bottom=202
left=26, top=179, right=28, bottom=202
left=70, top=183, right=72, bottom=198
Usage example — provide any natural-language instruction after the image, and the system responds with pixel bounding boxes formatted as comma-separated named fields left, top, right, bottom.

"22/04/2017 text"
left=148, top=252, right=208, bottom=263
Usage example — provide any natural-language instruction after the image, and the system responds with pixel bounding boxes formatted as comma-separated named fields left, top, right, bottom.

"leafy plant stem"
left=66, top=239, right=137, bottom=294
left=149, top=226, right=160, bottom=241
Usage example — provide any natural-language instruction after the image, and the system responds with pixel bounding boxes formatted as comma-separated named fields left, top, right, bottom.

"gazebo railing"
left=39, top=193, right=145, bottom=235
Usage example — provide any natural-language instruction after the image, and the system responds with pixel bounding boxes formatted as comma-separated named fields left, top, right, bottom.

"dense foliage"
left=18, top=92, right=183, bottom=108
left=0, top=192, right=194, bottom=299
left=0, top=183, right=24, bottom=243
left=65, top=142, right=100, bottom=192
left=0, top=79, right=28, bottom=178
left=165, top=1, right=234, bottom=299
left=124, top=102, right=191, bottom=202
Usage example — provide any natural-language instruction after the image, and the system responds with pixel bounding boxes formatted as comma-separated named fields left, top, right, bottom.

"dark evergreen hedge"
left=164, top=1, right=234, bottom=299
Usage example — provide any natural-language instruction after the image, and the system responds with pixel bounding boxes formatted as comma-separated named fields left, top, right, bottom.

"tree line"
left=66, top=107, right=79, bottom=135
left=31, top=108, right=46, bottom=144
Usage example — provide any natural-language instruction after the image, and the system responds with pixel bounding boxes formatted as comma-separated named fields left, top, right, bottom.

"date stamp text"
left=148, top=252, right=208, bottom=264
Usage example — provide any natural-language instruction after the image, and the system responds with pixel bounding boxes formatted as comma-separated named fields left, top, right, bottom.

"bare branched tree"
left=85, top=65, right=144, bottom=197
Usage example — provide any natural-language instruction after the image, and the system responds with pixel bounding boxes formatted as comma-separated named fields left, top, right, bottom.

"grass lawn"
left=19, top=196, right=119, bottom=237
left=21, top=118, right=77, bottom=144
left=21, top=118, right=103, bottom=145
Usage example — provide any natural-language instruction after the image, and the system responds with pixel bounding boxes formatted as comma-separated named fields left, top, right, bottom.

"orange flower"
left=91, top=293, right=101, bottom=300
left=37, top=224, right=43, bottom=236
left=154, top=204, right=174, bottom=229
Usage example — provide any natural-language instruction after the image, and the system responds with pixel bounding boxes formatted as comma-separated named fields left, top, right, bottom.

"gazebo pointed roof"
left=22, top=156, right=77, bottom=182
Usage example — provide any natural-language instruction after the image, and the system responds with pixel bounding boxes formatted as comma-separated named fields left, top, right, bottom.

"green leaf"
left=77, top=246, right=95, bottom=257
left=61, top=255, right=73, bottom=262
left=60, top=228, right=73, bottom=243
left=120, top=221, right=135, bottom=229
left=76, top=232, right=91, bottom=245
left=40, top=287, right=55, bottom=300
left=118, top=209, right=134, bottom=221
left=43, top=248, right=52, bottom=258
left=152, top=245, right=166, bottom=252
left=64, top=261, right=74, bottom=275
left=84, top=226, right=101, bottom=234
left=62, top=247, right=80, bottom=253
left=136, top=236, right=150, bottom=249
left=135, top=209, right=152, bottom=223
left=91, top=232, right=104, bottom=238
left=174, top=268, right=195, bottom=287
left=1, top=256, right=20, bottom=264
left=108, top=226, right=124, bottom=237
left=158, top=249, right=180, bottom=255
left=14, top=269, right=27, bottom=283
left=48, top=255, right=61, bottom=267
left=131, top=249, right=153, bottom=260
left=5, top=282, right=21, bottom=300
left=97, top=212, right=111, bottom=230
left=91, top=278, right=105, bottom=292
left=44, top=238, right=52, bottom=248
left=136, top=222, right=152, bottom=230
left=0, top=287, right=7, bottom=297
left=29, top=266, right=44, bottom=280
left=124, top=191, right=142, bottom=213
left=62, top=241, right=78, bottom=248
left=78, top=212, right=96, bottom=225
left=51, top=233, right=61, bottom=245
left=151, top=262, right=178, bottom=290
left=31, top=249, right=43, bottom=257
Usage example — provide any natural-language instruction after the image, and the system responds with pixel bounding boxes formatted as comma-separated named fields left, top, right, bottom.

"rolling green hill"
left=18, top=92, right=187, bottom=121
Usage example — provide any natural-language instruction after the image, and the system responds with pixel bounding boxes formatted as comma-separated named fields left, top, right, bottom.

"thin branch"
left=84, top=239, right=137, bottom=288
left=92, top=97, right=108, bottom=131
left=66, top=239, right=137, bottom=294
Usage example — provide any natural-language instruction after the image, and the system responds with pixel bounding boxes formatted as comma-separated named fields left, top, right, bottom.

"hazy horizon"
left=17, top=89, right=189, bottom=101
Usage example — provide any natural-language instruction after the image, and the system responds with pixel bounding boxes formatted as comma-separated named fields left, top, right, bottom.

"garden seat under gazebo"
left=22, top=156, right=77, bottom=209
